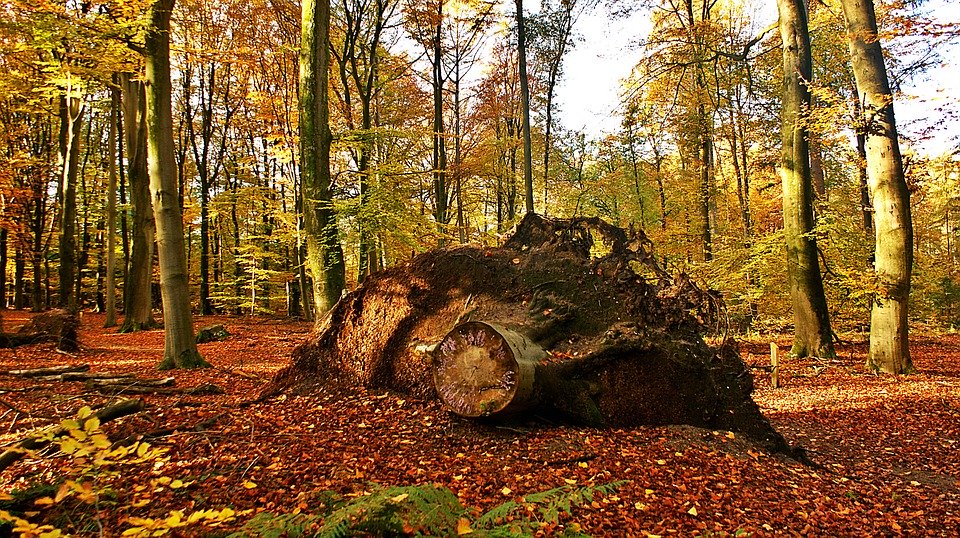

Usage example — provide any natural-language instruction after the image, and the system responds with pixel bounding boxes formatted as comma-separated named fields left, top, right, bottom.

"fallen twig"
left=0, top=386, right=50, bottom=393
left=91, top=383, right=224, bottom=396
left=61, top=372, right=135, bottom=382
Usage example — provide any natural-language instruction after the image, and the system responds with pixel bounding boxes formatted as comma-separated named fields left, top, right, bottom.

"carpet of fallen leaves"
left=1, top=310, right=958, bottom=536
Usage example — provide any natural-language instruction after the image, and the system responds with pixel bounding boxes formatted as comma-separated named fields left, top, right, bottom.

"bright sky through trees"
left=554, top=0, right=960, bottom=155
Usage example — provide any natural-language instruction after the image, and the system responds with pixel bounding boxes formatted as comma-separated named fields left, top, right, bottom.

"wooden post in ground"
left=770, top=342, right=780, bottom=388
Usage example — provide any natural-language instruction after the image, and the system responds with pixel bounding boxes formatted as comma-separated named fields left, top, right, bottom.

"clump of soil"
left=272, top=214, right=794, bottom=455
left=0, top=308, right=80, bottom=351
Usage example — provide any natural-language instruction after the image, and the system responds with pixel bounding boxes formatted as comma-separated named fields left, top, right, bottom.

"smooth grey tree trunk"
left=430, top=5, right=449, bottom=235
left=516, top=0, right=534, bottom=214
left=840, top=0, right=914, bottom=373
left=144, top=0, right=208, bottom=369
left=105, top=86, right=119, bottom=327
left=57, top=92, right=83, bottom=311
left=300, top=0, right=346, bottom=316
left=119, top=74, right=157, bottom=333
left=777, top=0, right=835, bottom=358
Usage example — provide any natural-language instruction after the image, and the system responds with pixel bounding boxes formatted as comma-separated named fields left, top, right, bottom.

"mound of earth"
left=271, top=214, right=796, bottom=456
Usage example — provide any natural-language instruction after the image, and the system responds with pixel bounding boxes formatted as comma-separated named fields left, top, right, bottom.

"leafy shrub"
left=0, top=406, right=244, bottom=537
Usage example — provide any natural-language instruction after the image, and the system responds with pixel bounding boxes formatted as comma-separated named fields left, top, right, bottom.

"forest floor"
left=0, top=310, right=958, bottom=536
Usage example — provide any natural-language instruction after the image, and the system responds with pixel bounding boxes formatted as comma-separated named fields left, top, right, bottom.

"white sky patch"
left=897, top=0, right=960, bottom=155
left=552, top=7, right=649, bottom=136
left=551, top=0, right=960, bottom=155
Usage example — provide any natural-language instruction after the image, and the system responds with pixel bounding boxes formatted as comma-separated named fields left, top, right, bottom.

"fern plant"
left=228, top=481, right=626, bottom=537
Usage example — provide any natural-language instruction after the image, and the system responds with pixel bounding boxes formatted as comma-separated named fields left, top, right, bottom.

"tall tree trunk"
left=850, top=85, right=874, bottom=236
left=357, top=56, right=377, bottom=280
left=300, top=0, right=346, bottom=316
left=653, top=150, right=667, bottom=231
left=841, top=0, right=913, bottom=374
left=333, top=0, right=395, bottom=280
left=730, top=108, right=758, bottom=324
left=431, top=9, right=449, bottom=234
left=57, top=93, right=83, bottom=311
left=76, top=111, right=94, bottom=309
left=809, top=135, right=826, bottom=199
left=119, top=74, right=157, bottom=332
left=516, top=0, right=534, bottom=214
left=697, top=109, right=713, bottom=262
left=31, top=192, right=44, bottom=312
left=14, top=246, right=25, bottom=310
left=778, top=0, right=835, bottom=358
left=185, top=61, right=232, bottom=315
left=507, top=119, right=518, bottom=222
left=0, top=229, right=6, bottom=309
left=454, top=66, right=465, bottom=244
left=542, top=76, right=556, bottom=216
left=183, top=67, right=216, bottom=315
left=231, top=174, right=244, bottom=314
left=105, top=85, right=119, bottom=327
left=117, top=106, right=131, bottom=304
left=144, top=0, right=208, bottom=369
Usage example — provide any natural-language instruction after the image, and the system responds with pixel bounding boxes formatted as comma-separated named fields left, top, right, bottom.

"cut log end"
left=434, top=321, right=542, bottom=418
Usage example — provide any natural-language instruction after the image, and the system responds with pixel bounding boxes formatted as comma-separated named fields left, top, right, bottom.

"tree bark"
left=119, top=74, right=157, bottom=333
left=14, top=246, right=25, bottom=310
left=144, top=0, right=209, bottom=369
left=0, top=228, right=7, bottom=309
left=31, top=176, right=45, bottom=312
left=516, top=0, right=534, bottom=214
left=431, top=5, right=449, bottom=234
left=850, top=85, right=874, bottom=236
left=300, top=0, right=346, bottom=316
left=840, top=0, right=914, bottom=373
left=105, top=85, right=120, bottom=327
left=777, top=0, right=835, bottom=358
left=57, top=93, right=83, bottom=311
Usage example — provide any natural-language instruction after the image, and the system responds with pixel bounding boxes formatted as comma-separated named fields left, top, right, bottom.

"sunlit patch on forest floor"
left=0, top=311, right=957, bottom=536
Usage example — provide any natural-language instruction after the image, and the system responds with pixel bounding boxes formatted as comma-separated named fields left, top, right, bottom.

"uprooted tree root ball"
left=270, top=214, right=797, bottom=457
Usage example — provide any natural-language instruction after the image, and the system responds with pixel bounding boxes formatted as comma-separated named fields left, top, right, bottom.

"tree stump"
left=196, top=324, right=230, bottom=344
left=434, top=322, right=544, bottom=417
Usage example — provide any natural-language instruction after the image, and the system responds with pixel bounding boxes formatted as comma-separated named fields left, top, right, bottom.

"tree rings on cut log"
left=434, top=322, right=545, bottom=417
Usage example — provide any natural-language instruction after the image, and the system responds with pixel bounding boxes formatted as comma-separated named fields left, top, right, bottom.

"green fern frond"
left=474, top=480, right=627, bottom=533
left=471, top=499, right=519, bottom=529
left=229, top=481, right=625, bottom=537
left=226, top=511, right=321, bottom=538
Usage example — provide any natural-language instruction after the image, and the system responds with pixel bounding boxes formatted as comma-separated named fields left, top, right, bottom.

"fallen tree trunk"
left=90, top=383, right=224, bottom=396
left=271, top=214, right=796, bottom=456
left=12, top=309, right=80, bottom=351
left=4, top=365, right=90, bottom=377
left=434, top=322, right=543, bottom=417
left=0, top=398, right=145, bottom=474
left=60, top=372, right=135, bottom=382
left=87, top=377, right=175, bottom=390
